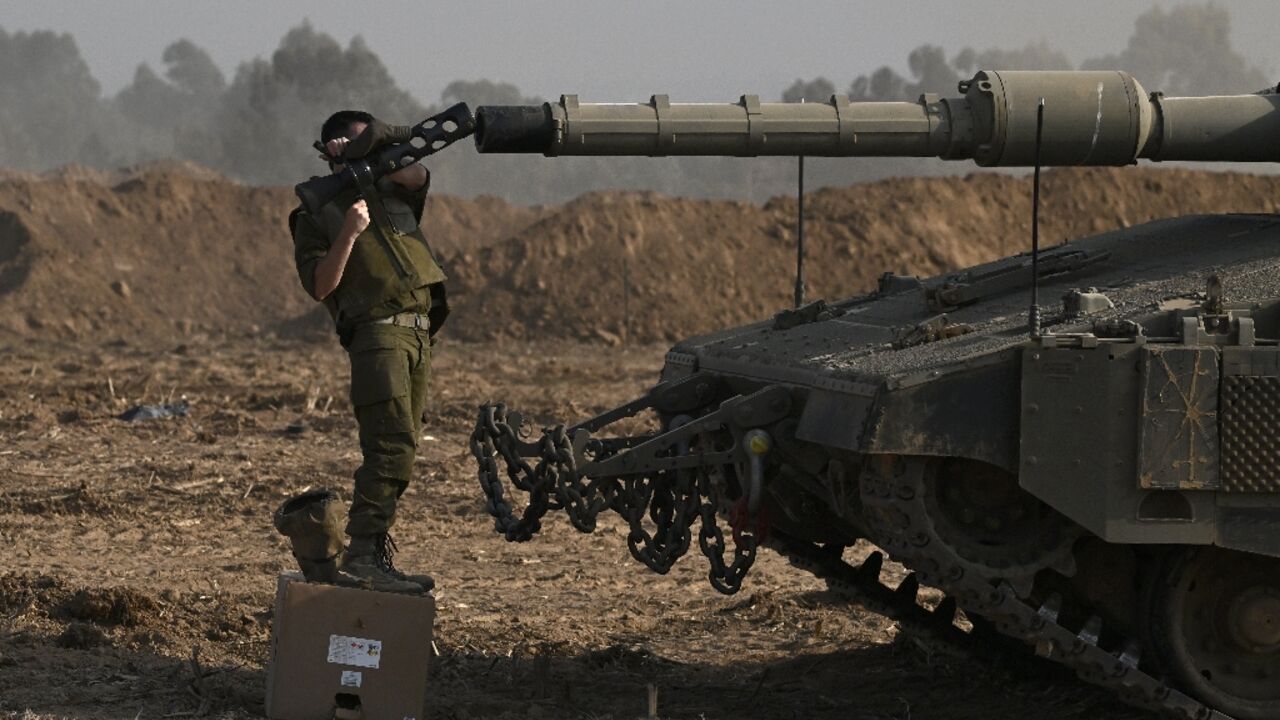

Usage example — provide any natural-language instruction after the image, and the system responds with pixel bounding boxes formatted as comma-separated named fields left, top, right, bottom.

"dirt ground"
left=0, top=332, right=1149, bottom=720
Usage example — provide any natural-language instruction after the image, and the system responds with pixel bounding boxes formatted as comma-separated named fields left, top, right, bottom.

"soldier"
left=288, top=110, right=449, bottom=594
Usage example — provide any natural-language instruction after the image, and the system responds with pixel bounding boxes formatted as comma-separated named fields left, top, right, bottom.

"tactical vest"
left=313, top=183, right=448, bottom=331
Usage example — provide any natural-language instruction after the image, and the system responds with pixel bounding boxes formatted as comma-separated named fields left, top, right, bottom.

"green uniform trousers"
left=345, top=323, right=431, bottom=537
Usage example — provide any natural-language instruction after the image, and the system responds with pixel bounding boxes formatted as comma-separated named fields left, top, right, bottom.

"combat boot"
left=273, top=489, right=365, bottom=587
left=342, top=533, right=434, bottom=594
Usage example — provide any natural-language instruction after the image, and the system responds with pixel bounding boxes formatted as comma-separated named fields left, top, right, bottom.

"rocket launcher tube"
left=474, top=70, right=1280, bottom=165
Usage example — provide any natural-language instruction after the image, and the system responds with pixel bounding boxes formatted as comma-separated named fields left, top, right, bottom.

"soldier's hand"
left=344, top=119, right=414, bottom=161
left=343, top=200, right=371, bottom=237
left=324, top=137, right=350, bottom=164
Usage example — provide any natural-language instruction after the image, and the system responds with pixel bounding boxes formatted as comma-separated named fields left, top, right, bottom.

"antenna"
left=794, top=96, right=807, bottom=309
left=1029, top=97, right=1045, bottom=339
left=795, top=153, right=806, bottom=308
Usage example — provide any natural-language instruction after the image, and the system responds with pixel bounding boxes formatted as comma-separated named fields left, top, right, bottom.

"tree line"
left=0, top=4, right=1267, bottom=204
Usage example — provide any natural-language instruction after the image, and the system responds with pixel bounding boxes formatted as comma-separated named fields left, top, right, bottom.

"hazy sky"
left=3, top=0, right=1277, bottom=103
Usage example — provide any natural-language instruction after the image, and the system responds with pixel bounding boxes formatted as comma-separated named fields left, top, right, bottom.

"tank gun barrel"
left=475, top=71, right=1280, bottom=165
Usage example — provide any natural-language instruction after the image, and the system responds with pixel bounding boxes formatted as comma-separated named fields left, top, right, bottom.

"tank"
left=467, top=71, right=1280, bottom=720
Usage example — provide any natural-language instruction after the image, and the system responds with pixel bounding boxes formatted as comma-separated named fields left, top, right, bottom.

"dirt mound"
left=428, top=193, right=550, bottom=258
left=0, top=165, right=544, bottom=344
left=0, top=167, right=305, bottom=341
left=1, top=164, right=1278, bottom=345
left=449, top=168, right=1280, bottom=342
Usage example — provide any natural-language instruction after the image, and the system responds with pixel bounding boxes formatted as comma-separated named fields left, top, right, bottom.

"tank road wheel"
left=859, top=456, right=1080, bottom=599
left=919, top=458, right=1080, bottom=597
left=1151, top=547, right=1280, bottom=719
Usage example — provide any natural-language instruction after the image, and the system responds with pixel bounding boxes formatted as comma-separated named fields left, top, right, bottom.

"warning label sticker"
left=327, top=635, right=383, bottom=669
left=340, top=670, right=362, bottom=688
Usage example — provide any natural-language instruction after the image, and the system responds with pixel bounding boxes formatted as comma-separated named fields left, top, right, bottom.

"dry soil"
left=5, top=163, right=1267, bottom=719
left=0, top=335, right=1147, bottom=720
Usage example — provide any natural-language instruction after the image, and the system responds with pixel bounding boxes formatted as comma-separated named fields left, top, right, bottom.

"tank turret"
left=469, top=70, right=1280, bottom=720
left=476, top=70, right=1280, bottom=164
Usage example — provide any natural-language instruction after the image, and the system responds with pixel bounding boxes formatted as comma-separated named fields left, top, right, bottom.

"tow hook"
left=743, top=429, right=772, bottom=516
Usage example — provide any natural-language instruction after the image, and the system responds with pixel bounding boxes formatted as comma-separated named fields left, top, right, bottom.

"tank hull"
left=662, top=213, right=1280, bottom=554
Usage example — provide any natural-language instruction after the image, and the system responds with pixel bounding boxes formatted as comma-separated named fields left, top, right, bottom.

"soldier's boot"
left=342, top=533, right=434, bottom=593
left=273, top=489, right=365, bottom=587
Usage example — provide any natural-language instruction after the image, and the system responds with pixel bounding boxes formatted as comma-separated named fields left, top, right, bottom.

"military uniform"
left=289, top=174, right=448, bottom=539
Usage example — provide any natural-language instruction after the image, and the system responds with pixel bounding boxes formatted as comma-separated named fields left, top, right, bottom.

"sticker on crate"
left=327, top=635, right=383, bottom=669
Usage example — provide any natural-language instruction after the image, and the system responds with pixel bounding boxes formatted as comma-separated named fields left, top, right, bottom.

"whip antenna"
left=795, top=153, right=806, bottom=308
left=1029, top=97, right=1045, bottom=339
left=793, top=94, right=807, bottom=309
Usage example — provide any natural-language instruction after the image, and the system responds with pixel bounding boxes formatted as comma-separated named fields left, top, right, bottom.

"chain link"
left=621, top=470, right=695, bottom=574
left=469, top=404, right=554, bottom=541
left=471, top=403, right=757, bottom=594
left=696, top=469, right=758, bottom=594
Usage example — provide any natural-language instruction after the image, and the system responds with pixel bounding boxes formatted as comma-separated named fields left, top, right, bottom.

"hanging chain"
left=471, top=403, right=758, bottom=594
left=697, top=469, right=758, bottom=594
left=469, top=404, right=552, bottom=541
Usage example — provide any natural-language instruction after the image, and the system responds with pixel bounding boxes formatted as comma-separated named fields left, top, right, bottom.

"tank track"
left=765, top=533, right=1042, bottom=669
left=765, top=536, right=968, bottom=651
left=770, top=455, right=1233, bottom=720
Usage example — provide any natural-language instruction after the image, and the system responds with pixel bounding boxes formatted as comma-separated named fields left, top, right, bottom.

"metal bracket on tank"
left=579, top=386, right=793, bottom=477
left=1035, top=333, right=1101, bottom=349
